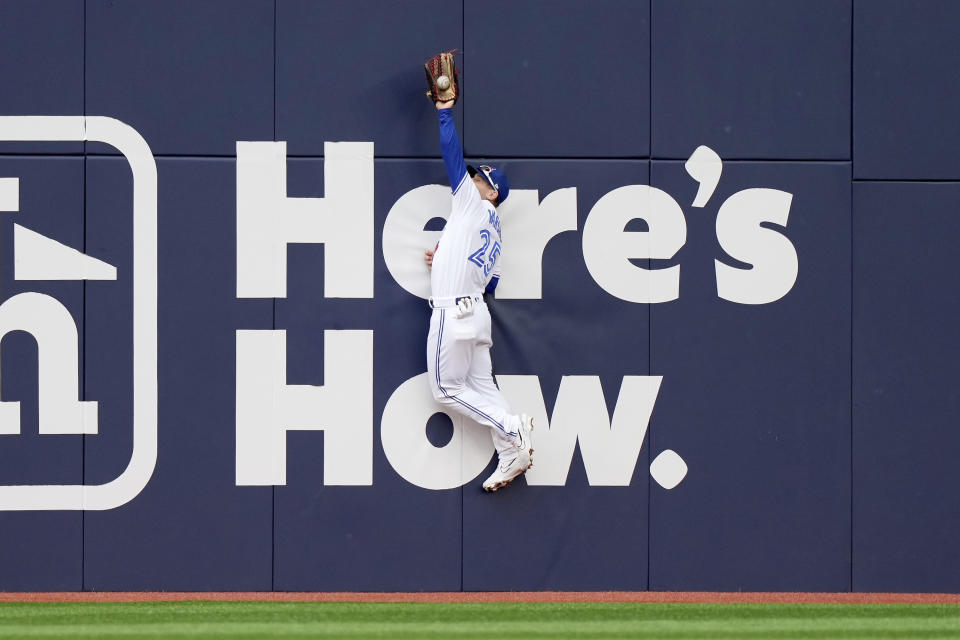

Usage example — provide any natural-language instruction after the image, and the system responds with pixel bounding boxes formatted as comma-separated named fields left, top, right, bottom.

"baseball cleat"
left=482, top=450, right=532, bottom=492
left=482, top=415, right=535, bottom=492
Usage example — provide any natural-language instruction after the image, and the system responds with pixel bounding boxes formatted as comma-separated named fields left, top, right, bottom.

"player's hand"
left=435, top=100, right=455, bottom=110
left=424, top=248, right=435, bottom=269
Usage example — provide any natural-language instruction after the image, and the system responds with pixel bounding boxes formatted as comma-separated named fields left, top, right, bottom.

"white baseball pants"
left=426, top=301, right=520, bottom=456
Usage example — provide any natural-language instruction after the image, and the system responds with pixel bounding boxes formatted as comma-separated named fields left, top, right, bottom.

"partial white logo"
left=0, top=116, right=157, bottom=511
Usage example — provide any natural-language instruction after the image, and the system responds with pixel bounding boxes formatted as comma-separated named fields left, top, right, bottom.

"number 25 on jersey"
left=468, top=229, right=500, bottom=277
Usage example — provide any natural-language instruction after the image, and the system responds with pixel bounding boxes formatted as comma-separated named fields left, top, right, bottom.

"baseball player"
left=424, top=98, right=534, bottom=492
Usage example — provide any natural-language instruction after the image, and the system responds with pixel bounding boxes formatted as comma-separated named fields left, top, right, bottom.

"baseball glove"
left=424, top=51, right=459, bottom=104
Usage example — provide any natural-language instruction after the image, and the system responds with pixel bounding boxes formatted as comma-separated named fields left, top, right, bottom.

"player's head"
left=468, top=164, right=510, bottom=207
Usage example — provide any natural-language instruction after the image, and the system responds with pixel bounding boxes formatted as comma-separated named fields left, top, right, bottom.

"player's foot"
left=482, top=450, right=532, bottom=492
left=482, top=415, right=534, bottom=493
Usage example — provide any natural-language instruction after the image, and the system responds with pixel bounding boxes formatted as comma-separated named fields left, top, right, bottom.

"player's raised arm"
left=436, top=104, right=468, bottom=193
left=424, top=51, right=465, bottom=192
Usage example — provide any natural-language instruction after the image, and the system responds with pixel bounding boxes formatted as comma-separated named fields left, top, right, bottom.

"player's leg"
left=468, top=344, right=534, bottom=492
left=465, top=342, right=517, bottom=457
left=465, top=304, right=534, bottom=493
left=426, top=308, right=519, bottom=438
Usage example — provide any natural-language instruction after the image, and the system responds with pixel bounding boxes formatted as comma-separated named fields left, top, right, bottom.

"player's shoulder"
left=454, top=185, right=485, bottom=214
left=452, top=171, right=471, bottom=196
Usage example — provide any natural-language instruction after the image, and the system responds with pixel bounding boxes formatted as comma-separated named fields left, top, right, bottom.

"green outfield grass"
left=0, top=602, right=959, bottom=639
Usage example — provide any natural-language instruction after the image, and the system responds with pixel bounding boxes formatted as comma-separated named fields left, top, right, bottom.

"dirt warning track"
left=1, top=592, right=958, bottom=604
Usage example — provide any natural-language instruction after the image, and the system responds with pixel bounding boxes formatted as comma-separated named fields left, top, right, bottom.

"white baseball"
left=436, top=75, right=451, bottom=91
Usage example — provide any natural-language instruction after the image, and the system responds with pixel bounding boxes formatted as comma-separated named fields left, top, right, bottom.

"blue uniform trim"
left=438, top=109, right=468, bottom=192
left=453, top=172, right=469, bottom=196
left=434, top=309, right=515, bottom=437
left=485, top=276, right=500, bottom=294
left=435, top=309, right=445, bottom=395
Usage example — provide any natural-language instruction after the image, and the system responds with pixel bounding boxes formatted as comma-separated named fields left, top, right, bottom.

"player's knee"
left=433, top=378, right=464, bottom=402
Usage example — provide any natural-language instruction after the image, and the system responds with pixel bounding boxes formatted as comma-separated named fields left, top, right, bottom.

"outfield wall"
left=0, top=0, right=958, bottom=592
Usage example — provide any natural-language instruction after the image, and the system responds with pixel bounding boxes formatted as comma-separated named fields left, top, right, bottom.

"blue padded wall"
left=852, top=183, right=960, bottom=592
left=648, top=161, right=851, bottom=591
left=854, top=1, right=960, bottom=179
left=461, top=160, right=650, bottom=591
left=276, top=0, right=463, bottom=157
left=272, top=159, right=462, bottom=590
left=463, top=0, right=649, bottom=158
left=0, top=0, right=83, bottom=154
left=86, top=0, right=273, bottom=156
left=0, top=157, right=84, bottom=589
left=82, top=158, right=273, bottom=590
left=0, top=0, right=957, bottom=593
left=652, top=0, right=851, bottom=160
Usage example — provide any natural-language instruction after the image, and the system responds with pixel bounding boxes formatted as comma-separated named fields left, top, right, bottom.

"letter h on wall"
left=234, top=140, right=375, bottom=487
